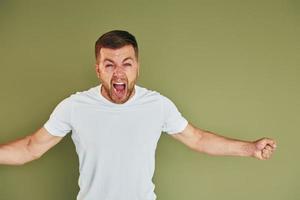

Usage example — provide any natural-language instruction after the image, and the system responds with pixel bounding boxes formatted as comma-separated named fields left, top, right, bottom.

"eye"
left=124, top=63, right=132, bottom=67
left=105, top=64, right=113, bottom=68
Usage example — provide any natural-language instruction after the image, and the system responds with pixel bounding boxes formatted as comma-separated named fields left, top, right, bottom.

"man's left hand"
left=252, top=138, right=277, bottom=160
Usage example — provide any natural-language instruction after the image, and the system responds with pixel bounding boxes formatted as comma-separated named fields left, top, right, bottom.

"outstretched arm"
left=171, top=123, right=277, bottom=160
left=0, top=127, right=63, bottom=165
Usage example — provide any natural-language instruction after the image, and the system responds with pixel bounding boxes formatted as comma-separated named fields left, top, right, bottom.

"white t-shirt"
left=44, top=84, right=188, bottom=200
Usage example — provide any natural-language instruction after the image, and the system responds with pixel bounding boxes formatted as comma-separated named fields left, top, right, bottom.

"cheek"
left=99, top=70, right=112, bottom=83
left=126, top=68, right=138, bottom=80
left=125, top=74, right=134, bottom=83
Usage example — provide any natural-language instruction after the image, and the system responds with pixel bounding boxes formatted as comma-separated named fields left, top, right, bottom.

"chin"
left=112, top=96, right=129, bottom=104
left=110, top=90, right=129, bottom=104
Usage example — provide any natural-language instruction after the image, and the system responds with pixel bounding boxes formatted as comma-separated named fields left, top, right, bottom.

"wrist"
left=243, top=141, right=256, bottom=157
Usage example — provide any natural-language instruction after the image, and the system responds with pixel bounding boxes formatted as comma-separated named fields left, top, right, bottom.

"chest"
left=71, top=103, right=163, bottom=152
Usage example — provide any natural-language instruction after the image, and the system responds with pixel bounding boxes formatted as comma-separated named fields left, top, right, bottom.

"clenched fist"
left=252, top=138, right=277, bottom=160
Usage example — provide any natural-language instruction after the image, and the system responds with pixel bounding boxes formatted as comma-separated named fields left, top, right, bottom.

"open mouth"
left=113, top=82, right=126, bottom=91
left=112, top=82, right=127, bottom=98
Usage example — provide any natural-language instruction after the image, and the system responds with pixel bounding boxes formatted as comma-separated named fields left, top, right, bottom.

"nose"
left=113, top=65, right=126, bottom=78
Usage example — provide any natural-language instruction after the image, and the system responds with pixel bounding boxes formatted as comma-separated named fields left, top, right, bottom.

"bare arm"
left=171, top=123, right=277, bottom=160
left=0, top=127, right=63, bottom=165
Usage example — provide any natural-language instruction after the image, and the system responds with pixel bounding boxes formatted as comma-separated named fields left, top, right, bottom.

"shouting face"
left=95, top=45, right=139, bottom=104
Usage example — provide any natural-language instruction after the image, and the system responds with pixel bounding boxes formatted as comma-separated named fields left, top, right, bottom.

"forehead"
left=99, top=45, right=136, bottom=62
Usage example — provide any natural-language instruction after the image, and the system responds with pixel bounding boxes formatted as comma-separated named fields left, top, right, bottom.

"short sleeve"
left=161, top=96, right=188, bottom=134
left=44, top=97, right=73, bottom=137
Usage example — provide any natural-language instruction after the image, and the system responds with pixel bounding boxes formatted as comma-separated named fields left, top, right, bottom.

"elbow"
left=190, top=129, right=205, bottom=153
left=31, top=152, right=43, bottom=161
left=16, top=160, right=28, bottom=166
left=15, top=153, right=41, bottom=166
left=13, top=148, right=42, bottom=166
left=11, top=157, right=31, bottom=166
left=191, top=142, right=205, bottom=153
left=26, top=136, right=44, bottom=162
left=27, top=149, right=43, bottom=163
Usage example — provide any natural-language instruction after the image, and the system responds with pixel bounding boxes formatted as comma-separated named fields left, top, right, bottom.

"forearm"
left=195, top=130, right=256, bottom=157
left=0, top=136, right=37, bottom=165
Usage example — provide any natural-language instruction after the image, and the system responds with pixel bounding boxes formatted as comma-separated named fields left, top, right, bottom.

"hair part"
left=95, top=30, right=139, bottom=61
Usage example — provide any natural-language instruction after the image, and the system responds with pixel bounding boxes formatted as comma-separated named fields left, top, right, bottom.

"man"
left=0, top=30, right=276, bottom=200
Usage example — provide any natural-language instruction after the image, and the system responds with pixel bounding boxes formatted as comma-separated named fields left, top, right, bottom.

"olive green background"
left=0, top=0, right=299, bottom=199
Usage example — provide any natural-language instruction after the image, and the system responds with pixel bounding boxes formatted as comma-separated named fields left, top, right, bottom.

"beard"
left=101, top=77, right=136, bottom=104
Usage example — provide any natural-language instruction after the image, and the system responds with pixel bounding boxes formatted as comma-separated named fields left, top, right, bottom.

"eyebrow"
left=103, top=58, right=114, bottom=63
left=122, top=57, right=134, bottom=62
left=103, top=57, right=134, bottom=63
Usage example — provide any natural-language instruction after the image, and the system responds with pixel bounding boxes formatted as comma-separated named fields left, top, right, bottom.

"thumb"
left=255, top=138, right=276, bottom=150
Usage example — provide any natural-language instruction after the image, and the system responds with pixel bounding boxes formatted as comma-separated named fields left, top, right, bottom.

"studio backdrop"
left=0, top=0, right=299, bottom=199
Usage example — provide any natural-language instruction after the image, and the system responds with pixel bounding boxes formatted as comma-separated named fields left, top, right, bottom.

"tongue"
left=115, top=84, right=125, bottom=91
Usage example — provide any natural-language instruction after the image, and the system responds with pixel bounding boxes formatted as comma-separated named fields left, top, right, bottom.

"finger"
left=260, top=138, right=277, bottom=150
left=272, top=141, right=277, bottom=148
left=265, top=145, right=276, bottom=154
left=265, top=138, right=277, bottom=148
left=262, top=149, right=272, bottom=159
left=256, top=152, right=264, bottom=160
left=265, top=145, right=272, bottom=151
left=262, top=149, right=269, bottom=155
left=268, top=144, right=277, bottom=152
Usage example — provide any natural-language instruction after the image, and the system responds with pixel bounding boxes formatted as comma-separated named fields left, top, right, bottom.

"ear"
left=95, top=63, right=100, bottom=78
left=137, top=62, right=140, bottom=77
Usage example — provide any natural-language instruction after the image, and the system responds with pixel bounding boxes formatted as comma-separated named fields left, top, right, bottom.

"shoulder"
left=52, top=86, right=99, bottom=109
left=135, top=85, right=176, bottom=106
left=135, top=85, right=166, bottom=102
left=67, top=85, right=100, bottom=103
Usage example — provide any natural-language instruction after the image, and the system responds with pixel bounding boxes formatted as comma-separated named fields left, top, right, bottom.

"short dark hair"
left=95, top=30, right=139, bottom=60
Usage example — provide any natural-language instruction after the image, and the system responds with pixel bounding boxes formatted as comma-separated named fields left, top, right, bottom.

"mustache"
left=110, top=77, right=128, bottom=84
